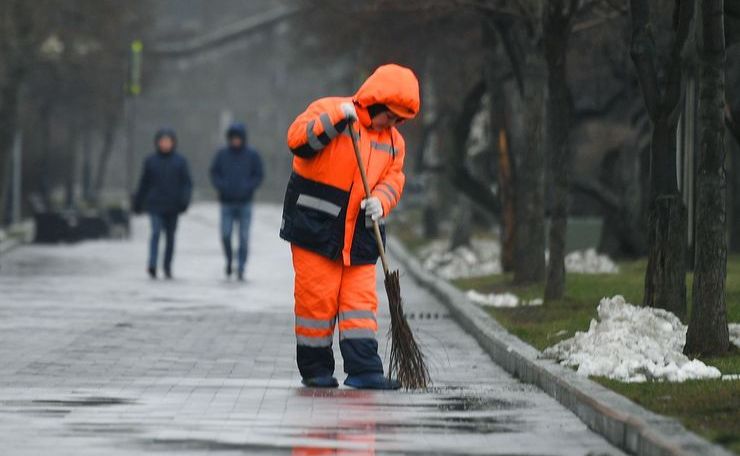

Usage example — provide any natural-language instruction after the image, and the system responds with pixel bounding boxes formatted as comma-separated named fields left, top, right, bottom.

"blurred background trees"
left=0, top=0, right=145, bottom=220
left=1, top=0, right=738, bottom=352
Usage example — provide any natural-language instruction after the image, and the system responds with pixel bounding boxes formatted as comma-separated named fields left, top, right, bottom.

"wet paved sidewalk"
left=0, top=203, right=624, bottom=455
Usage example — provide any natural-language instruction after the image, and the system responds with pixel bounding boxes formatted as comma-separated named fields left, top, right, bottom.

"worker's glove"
left=361, top=197, right=383, bottom=222
left=340, top=102, right=358, bottom=121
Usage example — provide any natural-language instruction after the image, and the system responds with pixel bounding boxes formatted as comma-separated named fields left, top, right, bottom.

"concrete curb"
left=387, top=237, right=733, bottom=456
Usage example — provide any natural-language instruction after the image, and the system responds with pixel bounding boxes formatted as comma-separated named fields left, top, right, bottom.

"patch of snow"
left=466, top=290, right=543, bottom=308
left=542, top=295, right=722, bottom=382
left=420, top=239, right=501, bottom=280
left=564, top=248, right=619, bottom=274
left=419, top=239, right=618, bottom=279
left=729, top=323, right=740, bottom=349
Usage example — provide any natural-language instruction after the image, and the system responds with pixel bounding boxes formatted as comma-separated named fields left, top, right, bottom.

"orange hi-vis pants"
left=292, top=244, right=384, bottom=379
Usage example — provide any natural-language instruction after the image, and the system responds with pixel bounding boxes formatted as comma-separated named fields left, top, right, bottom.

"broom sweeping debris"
left=347, top=120, right=430, bottom=389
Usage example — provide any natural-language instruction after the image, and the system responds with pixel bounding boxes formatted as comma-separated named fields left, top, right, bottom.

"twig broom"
left=347, top=119, right=430, bottom=389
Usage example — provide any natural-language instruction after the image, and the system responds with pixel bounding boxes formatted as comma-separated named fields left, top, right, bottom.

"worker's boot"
left=344, top=373, right=400, bottom=390
left=301, top=376, right=339, bottom=388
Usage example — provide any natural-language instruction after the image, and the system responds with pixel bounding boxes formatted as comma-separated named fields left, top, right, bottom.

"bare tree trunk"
left=81, top=129, right=93, bottom=203
left=449, top=198, right=473, bottom=250
left=483, top=20, right=515, bottom=271
left=38, top=105, right=53, bottom=207
left=544, top=0, right=574, bottom=301
left=514, top=71, right=546, bottom=284
left=0, top=80, right=22, bottom=223
left=497, top=128, right=516, bottom=272
left=488, top=8, right=546, bottom=283
left=642, top=121, right=688, bottom=319
left=92, top=116, right=117, bottom=203
left=65, top=126, right=80, bottom=209
left=630, top=0, right=693, bottom=318
left=685, top=0, right=730, bottom=355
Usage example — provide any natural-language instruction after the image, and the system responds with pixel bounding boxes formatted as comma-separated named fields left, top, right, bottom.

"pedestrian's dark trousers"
left=220, top=202, right=252, bottom=273
left=149, top=213, right=178, bottom=271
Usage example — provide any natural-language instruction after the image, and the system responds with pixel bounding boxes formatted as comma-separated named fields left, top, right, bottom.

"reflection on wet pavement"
left=0, top=204, right=624, bottom=455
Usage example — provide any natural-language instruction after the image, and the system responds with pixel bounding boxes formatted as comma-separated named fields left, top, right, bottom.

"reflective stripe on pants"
left=292, top=244, right=382, bottom=377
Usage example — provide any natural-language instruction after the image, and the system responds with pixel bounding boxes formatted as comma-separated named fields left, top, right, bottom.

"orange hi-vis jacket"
left=280, top=64, right=420, bottom=265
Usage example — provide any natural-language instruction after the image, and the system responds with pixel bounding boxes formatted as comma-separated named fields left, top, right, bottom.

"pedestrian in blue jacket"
left=210, top=122, right=264, bottom=280
left=134, top=128, right=193, bottom=279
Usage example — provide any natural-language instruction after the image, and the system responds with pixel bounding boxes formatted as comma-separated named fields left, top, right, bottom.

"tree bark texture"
left=544, top=0, right=574, bottom=301
left=685, top=0, right=730, bottom=355
left=643, top=194, right=688, bottom=319
left=630, top=0, right=693, bottom=316
left=490, top=9, right=547, bottom=284
left=513, top=72, right=546, bottom=284
left=484, top=16, right=516, bottom=272
left=497, top=128, right=516, bottom=272
left=0, top=81, right=21, bottom=224
left=92, top=116, right=117, bottom=202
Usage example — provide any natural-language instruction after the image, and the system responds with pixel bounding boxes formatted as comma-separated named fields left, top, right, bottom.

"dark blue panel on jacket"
left=210, top=132, right=264, bottom=204
left=135, top=151, right=193, bottom=215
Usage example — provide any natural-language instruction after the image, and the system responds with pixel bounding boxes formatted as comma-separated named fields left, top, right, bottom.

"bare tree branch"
left=663, top=0, right=696, bottom=123
left=726, top=103, right=740, bottom=146
left=629, top=0, right=661, bottom=119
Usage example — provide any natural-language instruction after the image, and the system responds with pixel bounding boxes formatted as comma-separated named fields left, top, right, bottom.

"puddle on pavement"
left=371, top=415, right=516, bottom=434
left=30, top=396, right=134, bottom=407
left=69, top=422, right=143, bottom=435
left=2, top=396, right=134, bottom=409
left=143, top=437, right=487, bottom=455
left=437, top=395, right=526, bottom=412
left=9, top=408, right=72, bottom=417
left=0, top=396, right=134, bottom=420
left=140, top=438, right=294, bottom=454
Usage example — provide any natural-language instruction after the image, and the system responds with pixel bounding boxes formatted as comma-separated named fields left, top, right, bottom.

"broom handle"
left=347, top=119, right=390, bottom=276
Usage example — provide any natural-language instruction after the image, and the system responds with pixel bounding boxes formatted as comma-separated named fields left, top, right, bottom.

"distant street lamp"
left=128, top=39, right=143, bottom=96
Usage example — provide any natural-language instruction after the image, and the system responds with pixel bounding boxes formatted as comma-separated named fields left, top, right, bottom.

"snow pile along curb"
left=543, top=295, right=721, bottom=382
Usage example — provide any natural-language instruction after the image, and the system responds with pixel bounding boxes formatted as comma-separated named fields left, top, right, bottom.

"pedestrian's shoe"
left=344, top=373, right=401, bottom=390
left=237, top=270, right=245, bottom=282
left=147, top=267, right=156, bottom=279
left=225, top=263, right=232, bottom=278
left=164, top=268, right=172, bottom=279
left=301, top=376, right=339, bottom=388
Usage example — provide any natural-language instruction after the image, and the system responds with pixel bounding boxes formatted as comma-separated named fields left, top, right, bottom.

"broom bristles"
left=385, top=269, right=430, bottom=389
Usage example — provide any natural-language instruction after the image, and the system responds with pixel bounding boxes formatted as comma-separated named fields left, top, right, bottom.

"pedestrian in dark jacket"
left=210, top=122, right=264, bottom=280
left=134, top=128, right=193, bottom=279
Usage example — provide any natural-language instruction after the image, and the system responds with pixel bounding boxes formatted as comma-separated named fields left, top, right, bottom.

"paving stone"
left=0, top=203, right=624, bottom=455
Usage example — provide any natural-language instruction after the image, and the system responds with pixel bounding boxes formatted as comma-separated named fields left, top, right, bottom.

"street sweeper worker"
left=280, top=64, right=420, bottom=390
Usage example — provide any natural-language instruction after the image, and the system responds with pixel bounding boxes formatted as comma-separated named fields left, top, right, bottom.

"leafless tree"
left=629, top=0, right=693, bottom=319
left=685, top=0, right=730, bottom=356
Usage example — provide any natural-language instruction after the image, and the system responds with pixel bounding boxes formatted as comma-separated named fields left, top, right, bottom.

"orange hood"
left=354, top=64, right=420, bottom=120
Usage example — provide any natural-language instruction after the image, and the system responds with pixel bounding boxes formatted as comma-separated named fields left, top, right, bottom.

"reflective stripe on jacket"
left=280, top=64, right=419, bottom=266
